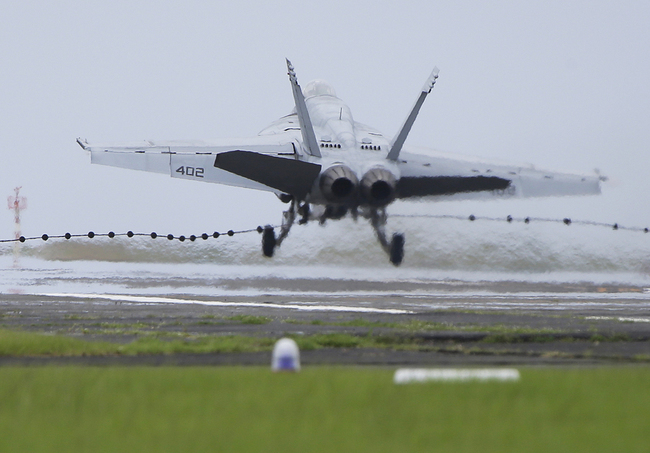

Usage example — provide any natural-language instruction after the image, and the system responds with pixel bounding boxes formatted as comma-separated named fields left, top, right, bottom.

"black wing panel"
left=397, top=175, right=511, bottom=198
left=214, top=151, right=322, bottom=200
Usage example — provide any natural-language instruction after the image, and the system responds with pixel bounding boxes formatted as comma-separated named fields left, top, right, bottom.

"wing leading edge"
left=78, top=137, right=315, bottom=195
left=396, top=147, right=601, bottom=201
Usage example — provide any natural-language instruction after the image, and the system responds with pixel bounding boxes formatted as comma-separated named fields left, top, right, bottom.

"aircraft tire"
left=389, top=233, right=404, bottom=266
left=262, top=226, right=277, bottom=257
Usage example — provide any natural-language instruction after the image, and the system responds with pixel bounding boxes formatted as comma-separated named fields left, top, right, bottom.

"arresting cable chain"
left=1, top=214, right=648, bottom=244
left=391, top=214, right=649, bottom=233
left=0, top=225, right=279, bottom=244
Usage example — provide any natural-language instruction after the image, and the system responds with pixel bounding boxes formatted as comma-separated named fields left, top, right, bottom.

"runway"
left=1, top=260, right=649, bottom=366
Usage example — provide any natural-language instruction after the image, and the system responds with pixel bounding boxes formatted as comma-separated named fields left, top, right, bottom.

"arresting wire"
left=390, top=214, right=650, bottom=233
left=0, top=226, right=276, bottom=244
left=0, top=213, right=648, bottom=244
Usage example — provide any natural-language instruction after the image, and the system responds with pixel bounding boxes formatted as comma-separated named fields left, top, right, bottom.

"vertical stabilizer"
left=286, top=59, right=321, bottom=158
left=386, top=67, right=439, bottom=161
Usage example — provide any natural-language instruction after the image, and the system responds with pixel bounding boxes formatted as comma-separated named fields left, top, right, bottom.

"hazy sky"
left=2, top=0, right=649, bottom=243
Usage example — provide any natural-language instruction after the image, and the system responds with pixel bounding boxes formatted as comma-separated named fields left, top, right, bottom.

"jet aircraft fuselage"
left=78, top=60, right=602, bottom=265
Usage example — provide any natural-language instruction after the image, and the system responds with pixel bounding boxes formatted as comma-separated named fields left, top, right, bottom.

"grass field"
left=1, top=326, right=643, bottom=359
left=0, top=366, right=648, bottom=452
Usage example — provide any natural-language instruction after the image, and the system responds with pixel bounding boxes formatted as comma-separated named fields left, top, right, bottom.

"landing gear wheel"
left=389, top=233, right=404, bottom=266
left=262, top=226, right=277, bottom=257
left=298, top=203, right=310, bottom=225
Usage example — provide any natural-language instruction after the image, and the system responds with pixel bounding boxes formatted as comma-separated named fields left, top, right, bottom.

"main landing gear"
left=262, top=197, right=308, bottom=257
left=370, top=208, right=405, bottom=266
left=261, top=199, right=404, bottom=266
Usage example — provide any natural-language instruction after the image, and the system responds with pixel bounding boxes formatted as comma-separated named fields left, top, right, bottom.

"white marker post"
left=7, top=187, right=27, bottom=268
left=272, top=338, right=301, bottom=372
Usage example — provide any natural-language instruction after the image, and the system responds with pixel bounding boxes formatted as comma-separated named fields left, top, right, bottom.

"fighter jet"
left=78, top=60, right=602, bottom=265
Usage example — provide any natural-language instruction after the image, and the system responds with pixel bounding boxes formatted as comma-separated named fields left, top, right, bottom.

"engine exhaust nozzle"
left=361, top=167, right=397, bottom=206
left=319, top=165, right=359, bottom=203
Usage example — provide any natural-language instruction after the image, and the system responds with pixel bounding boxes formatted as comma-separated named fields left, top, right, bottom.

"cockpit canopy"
left=303, top=79, right=337, bottom=99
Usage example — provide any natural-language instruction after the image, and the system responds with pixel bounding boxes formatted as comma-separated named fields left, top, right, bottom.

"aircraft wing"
left=78, top=137, right=322, bottom=199
left=396, top=146, right=602, bottom=201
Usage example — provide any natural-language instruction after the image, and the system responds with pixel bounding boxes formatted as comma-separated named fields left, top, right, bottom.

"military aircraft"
left=78, top=60, right=603, bottom=265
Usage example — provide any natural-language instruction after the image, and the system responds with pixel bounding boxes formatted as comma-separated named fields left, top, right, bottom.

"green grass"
left=2, top=328, right=646, bottom=359
left=64, top=314, right=98, bottom=320
left=0, top=366, right=648, bottom=452
left=0, top=329, right=279, bottom=356
left=0, top=328, right=434, bottom=356
left=287, top=318, right=563, bottom=335
left=0, top=329, right=414, bottom=356
left=226, top=314, right=271, bottom=324
left=0, top=329, right=114, bottom=356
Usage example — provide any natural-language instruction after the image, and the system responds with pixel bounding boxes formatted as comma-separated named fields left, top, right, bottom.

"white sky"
left=2, top=0, right=649, bottom=244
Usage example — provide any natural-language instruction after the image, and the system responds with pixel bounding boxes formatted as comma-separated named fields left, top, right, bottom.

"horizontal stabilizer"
left=214, top=151, right=321, bottom=200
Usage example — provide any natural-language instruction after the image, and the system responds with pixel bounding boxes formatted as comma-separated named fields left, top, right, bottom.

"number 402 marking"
left=175, top=166, right=204, bottom=178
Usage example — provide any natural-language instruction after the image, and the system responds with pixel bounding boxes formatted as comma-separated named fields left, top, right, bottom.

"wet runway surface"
left=1, top=276, right=649, bottom=366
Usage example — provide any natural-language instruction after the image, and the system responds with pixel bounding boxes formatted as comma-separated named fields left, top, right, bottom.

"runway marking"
left=38, top=293, right=413, bottom=314
left=394, top=368, right=520, bottom=384
left=411, top=299, right=650, bottom=311
left=585, top=316, right=650, bottom=323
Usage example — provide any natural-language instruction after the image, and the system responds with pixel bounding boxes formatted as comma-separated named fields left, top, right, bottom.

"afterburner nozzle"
left=319, top=165, right=359, bottom=203
left=361, top=167, right=397, bottom=206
